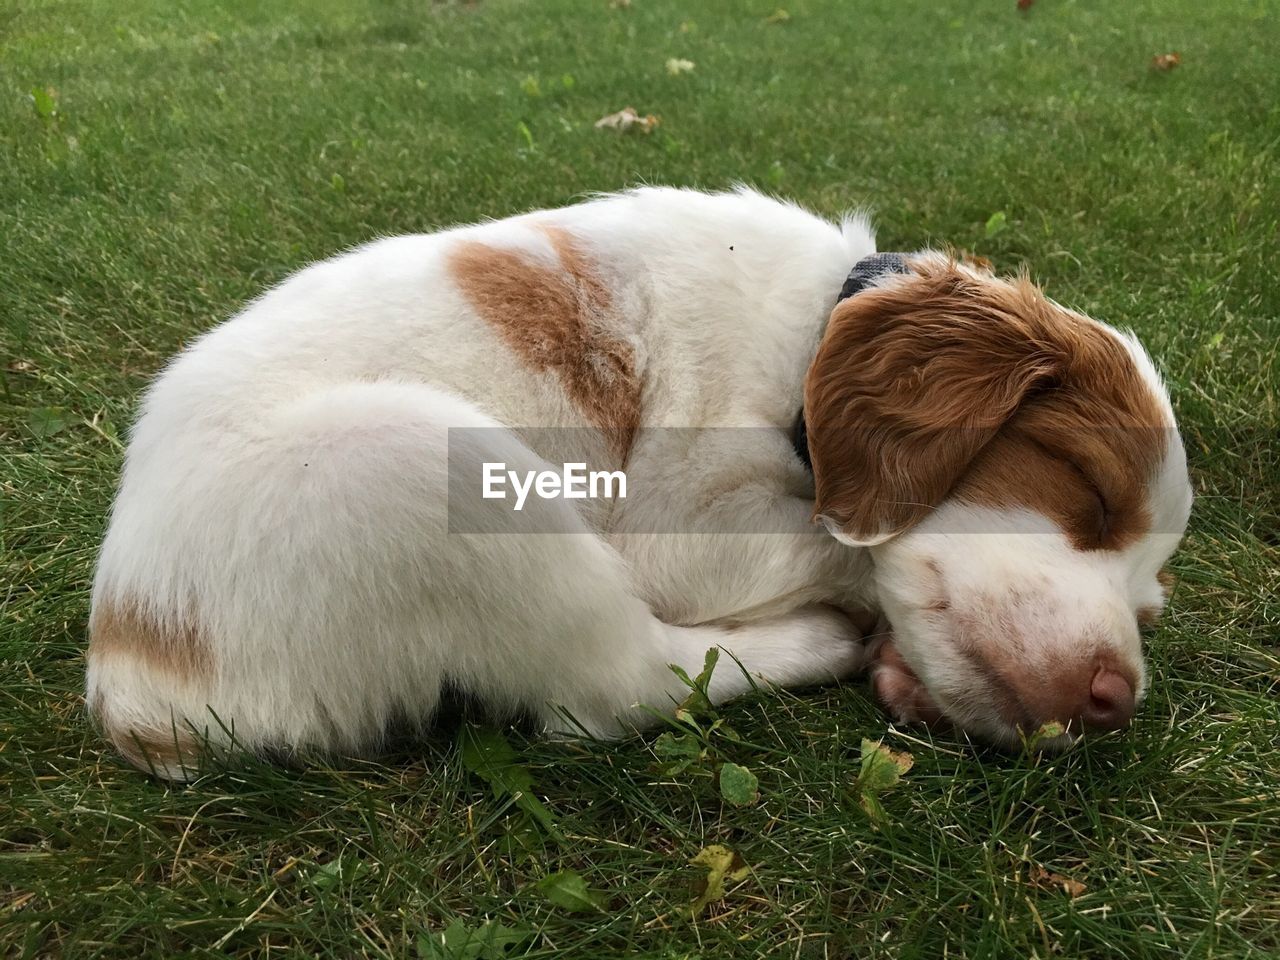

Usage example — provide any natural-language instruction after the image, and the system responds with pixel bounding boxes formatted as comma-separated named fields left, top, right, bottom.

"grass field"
left=2, top=0, right=1278, bottom=956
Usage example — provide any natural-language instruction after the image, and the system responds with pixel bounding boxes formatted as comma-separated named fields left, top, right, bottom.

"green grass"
left=2, top=0, right=1278, bottom=956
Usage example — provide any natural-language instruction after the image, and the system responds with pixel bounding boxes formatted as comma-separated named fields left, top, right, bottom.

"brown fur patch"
left=88, top=599, right=213, bottom=681
left=804, top=258, right=1168, bottom=549
left=447, top=225, right=641, bottom=459
left=109, top=722, right=204, bottom=780
left=1136, top=605, right=1162, bottom=628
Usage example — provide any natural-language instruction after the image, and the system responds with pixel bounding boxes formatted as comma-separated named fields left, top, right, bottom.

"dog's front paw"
left=778, top=605, right=875, bottom=684
left=868, top=636, right=946, bottom=726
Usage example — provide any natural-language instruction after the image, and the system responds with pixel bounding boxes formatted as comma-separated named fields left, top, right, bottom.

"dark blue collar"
left=834, top=252, right=911, bottom=305
left=793, top=252, right=911, bottom=471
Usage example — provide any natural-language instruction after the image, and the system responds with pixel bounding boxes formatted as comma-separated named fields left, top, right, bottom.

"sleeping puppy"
left=86, top=187, right=1192, bottom=779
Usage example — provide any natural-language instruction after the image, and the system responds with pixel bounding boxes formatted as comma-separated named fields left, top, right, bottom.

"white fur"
left=88, top=187, right=877, bottom=775
left=86, top=187, right=1190, bottom=776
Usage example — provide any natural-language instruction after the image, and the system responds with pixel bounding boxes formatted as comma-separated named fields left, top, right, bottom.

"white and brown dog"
left=86, top=187, right=1192, bottom=779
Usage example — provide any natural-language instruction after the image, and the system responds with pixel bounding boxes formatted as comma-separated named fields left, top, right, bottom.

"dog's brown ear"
left=803, top=257, right=1070, bottom=545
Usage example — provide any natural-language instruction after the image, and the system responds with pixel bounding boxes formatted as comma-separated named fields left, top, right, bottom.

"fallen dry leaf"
left=857, top=739, right=914, bottom=827
left=1017, top=0, right=1034, bottom=11
left=765, top=8, right=791, bottom=23
left=1022, top=719, right=1069, bottom=753
left=665, top=58, right=695, bottom=76
left=1030, top=865, right=1087, bottom=898
left=688, top=844, right=750, bottom=916
left=859, top=739, right=914, bottom=790
left=594, top=106, right=660, bottom=134
left=1151, top=52, right=1182, bottom=71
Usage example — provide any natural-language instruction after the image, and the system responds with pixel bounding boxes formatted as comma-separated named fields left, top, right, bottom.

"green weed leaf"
left=860, top=791, right=889, bottom=825
left=534, top=869, right=605, bottom=913
left=459, top=725, right=531, bottom=793
left=654, top=732, right=702, bottom=760
left=984, top=210, right=1008, bottom=237
left=458, top=725, right=560, bottom=840
left=672, top=646, right=719, bottom=718
left=30, top=87, right=57, bottom=120
left=27, top=407, right=67, bottom=438
left=718, top=762, right=759, bottom=806
left=308, top=855, right=369, bottom=892
left=653, top=731, right=704, bottom=774
left=418, top=918, right=535, bottom=959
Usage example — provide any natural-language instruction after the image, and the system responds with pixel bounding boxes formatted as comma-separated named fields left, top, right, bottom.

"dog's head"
left=805, top=253, right=1192, bottom=747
